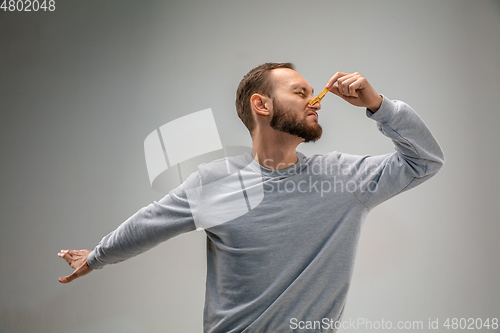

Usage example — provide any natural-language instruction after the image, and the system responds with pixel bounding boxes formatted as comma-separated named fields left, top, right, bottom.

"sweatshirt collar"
left=244, top=151, right=306, bottom=178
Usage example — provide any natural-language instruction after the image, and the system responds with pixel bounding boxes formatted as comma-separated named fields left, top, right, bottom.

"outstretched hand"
left=58, top=249, right=93, bottom=284
left=326, top=72, right=383, bottom=112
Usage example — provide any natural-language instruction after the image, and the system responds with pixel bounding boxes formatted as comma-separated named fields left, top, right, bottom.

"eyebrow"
left=291, top=85, right=314, bottom=96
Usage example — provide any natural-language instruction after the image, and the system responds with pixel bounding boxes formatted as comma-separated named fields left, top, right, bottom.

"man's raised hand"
left=326, top=72, right=383, bottom=112
left=58, top=249, right=93, bottom=284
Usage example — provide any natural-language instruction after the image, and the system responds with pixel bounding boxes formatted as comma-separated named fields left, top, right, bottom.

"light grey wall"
left=1, top=0, right=499, bottom=332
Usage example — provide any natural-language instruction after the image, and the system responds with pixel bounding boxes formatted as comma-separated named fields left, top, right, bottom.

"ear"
left=250, top=93, right=272, bottom=117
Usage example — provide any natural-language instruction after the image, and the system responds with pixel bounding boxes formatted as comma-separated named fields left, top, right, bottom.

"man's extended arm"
left=58, top=171, right=199, bottom=283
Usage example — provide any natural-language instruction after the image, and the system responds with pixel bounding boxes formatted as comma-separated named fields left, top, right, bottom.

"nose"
left=308, top=100, right=321, bottom=111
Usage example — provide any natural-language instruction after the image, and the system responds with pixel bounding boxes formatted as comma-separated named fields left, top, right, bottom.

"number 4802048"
left=1, top=0, right=55, bottom=11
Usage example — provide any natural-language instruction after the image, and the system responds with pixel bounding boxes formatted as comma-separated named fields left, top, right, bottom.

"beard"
left=269, top=99, right=323, bottom=143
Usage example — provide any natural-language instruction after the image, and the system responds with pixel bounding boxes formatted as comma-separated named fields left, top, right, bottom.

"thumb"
left=58, top=274, right=73, bottom=284
left=330, top=85, right=341, bottom=97
left=59, top=271, right=78, bottom=284
left=58, top=263, right=93, bottom=284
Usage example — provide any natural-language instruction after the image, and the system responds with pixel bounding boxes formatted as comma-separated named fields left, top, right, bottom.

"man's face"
left=268, top=68, right=322, bottom=143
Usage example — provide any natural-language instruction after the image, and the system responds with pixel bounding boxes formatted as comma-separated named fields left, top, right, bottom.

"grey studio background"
left=1, top=0, right=499, bottom=332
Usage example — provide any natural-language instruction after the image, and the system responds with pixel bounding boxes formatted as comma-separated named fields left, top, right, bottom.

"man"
left=58, top=63, right=444, bottom=332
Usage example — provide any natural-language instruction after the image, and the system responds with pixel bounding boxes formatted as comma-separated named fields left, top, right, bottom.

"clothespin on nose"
left=309, top=87, right=330, bottom=106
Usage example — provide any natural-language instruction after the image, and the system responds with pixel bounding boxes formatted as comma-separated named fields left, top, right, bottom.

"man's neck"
left=251, top=131, right=302, bottom=170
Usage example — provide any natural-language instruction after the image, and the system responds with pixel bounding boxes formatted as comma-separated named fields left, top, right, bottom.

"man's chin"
left=270, top=115, right=322, bottom=143
left=302, top=125, right=323, bottom=143
left=302, top=135, right=322, bottom=143
left=300, top=131, right=323, bottom=143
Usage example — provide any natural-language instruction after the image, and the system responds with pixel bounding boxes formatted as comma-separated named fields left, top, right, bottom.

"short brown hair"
left=236, top=62, right=295, bottom=135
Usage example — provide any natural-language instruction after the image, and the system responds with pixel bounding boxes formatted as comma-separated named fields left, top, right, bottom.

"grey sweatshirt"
left=87, top=96, right=444, bottom=333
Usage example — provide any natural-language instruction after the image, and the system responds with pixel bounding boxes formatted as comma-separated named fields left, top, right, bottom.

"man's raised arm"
left=323, top=72, right=445, bottom=209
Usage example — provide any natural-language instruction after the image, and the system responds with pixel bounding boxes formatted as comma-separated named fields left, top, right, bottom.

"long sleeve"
left=87, top=171, right=198, bottom=269
left=327, top=95, right=445, bottom=210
